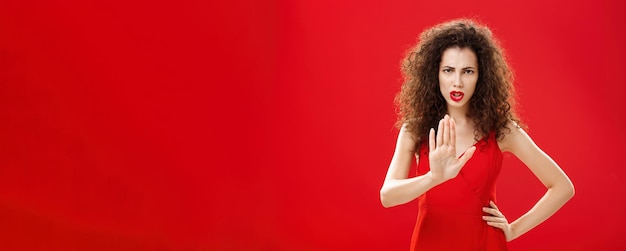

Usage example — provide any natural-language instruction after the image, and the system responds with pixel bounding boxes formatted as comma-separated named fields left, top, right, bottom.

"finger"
left=458, top=146, right=476, bottom=163
left=450, top=117, right=456, bottom=148
left=490, top=201, right=500, bottom=210
left=436, top=119, right=444, bottom=147
left=482, top=216, right=506, bottom=223
left=429, top=128, right=435, bottom=152
left=482, top=207, right=500, bottom=216
left=443, top=116, right=450, bottom=146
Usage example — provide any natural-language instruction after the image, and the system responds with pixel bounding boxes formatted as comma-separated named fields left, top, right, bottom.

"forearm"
left=508, top=183, right=575, bottom=241
left=380, top=172, right=440, bottom=208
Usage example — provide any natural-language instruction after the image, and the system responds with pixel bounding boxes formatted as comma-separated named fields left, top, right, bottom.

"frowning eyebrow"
left=441, top=66, right=477, bottom=69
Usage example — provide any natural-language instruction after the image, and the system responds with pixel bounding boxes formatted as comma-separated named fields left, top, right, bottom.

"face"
left=438, top=46, right=479, bottom=110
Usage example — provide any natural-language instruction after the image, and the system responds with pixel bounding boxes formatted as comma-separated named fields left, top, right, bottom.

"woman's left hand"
left=483, top=201, right=514, bottom=241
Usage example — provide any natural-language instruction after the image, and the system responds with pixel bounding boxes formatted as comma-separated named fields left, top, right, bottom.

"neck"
left=446, top=106, right=470, bottom=124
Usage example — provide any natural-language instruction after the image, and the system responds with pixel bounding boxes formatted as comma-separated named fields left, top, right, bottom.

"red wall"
left=0, top=0, right=624, bottom=250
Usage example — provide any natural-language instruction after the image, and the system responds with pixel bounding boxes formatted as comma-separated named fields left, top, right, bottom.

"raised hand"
left=428, top=115, right=476, bottom=184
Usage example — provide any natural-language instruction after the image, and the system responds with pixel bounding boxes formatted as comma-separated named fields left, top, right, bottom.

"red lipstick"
left=450, top=91, right=464, bottom=102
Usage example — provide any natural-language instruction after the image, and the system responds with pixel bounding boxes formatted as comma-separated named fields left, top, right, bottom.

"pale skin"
left=380, top=47, right=574, bottom=242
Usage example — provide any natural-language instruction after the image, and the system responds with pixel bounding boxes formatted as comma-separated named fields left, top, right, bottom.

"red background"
left=0, top=0, right=624, bottom=250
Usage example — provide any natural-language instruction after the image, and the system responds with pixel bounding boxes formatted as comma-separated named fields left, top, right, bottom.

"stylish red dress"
left=410, top=131, right=507, bottom=251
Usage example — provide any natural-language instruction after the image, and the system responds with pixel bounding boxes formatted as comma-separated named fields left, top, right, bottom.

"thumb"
left=458, top=146, right=476, bottom=165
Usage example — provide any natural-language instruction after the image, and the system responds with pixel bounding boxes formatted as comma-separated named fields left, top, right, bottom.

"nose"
left=453, top=73, right=463, bottom=88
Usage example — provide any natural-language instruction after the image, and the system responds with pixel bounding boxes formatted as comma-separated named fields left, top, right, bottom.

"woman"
left=379, top=19, right=574, bottom=250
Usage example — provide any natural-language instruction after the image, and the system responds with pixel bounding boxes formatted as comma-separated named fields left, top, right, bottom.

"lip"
left=450, top=91, right=464, bottom=102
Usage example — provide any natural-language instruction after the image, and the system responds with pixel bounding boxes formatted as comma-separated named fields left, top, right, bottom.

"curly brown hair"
left=395, top=19, right=523, bottom=147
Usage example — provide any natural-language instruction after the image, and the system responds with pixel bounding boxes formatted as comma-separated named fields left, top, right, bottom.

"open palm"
left=428, top=115, right=476, bottom=183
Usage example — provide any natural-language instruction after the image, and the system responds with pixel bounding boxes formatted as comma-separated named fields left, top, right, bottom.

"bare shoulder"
left=498, top=119, right=534, bottom=154
left=396, top=123, right=418, bottom=155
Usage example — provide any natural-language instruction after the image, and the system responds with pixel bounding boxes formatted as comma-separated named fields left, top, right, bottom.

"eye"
left=442, top=68, right=452, bottom=73
left=463, top=69, right=474, bottom=74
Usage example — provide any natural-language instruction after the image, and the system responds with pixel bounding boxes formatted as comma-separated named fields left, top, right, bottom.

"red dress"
left=410, top=131, right=507, bottom=251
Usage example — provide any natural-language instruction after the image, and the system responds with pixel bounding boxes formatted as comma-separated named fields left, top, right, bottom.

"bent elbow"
left=566, top=180, right=575, bottom=199
left=555, top=178, right=575, bottom=201
left=379, top=188, right=394, bottom=208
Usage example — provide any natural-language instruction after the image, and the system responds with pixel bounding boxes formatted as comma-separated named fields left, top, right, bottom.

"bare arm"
left=489, top=121, right=575, bottom=241
left=380, top=116, right=475, bottom=208
left=379, top=123, right=434, bottom=208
